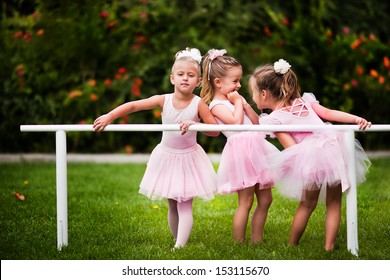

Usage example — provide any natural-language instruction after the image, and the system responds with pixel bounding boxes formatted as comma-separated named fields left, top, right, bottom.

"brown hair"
left=250, top=64, right=301, bottom=106
left=200, top=52, right=241, bottom=104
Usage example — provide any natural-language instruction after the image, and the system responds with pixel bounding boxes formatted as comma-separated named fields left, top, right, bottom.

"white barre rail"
left=20, top=124, right=390, bottom=256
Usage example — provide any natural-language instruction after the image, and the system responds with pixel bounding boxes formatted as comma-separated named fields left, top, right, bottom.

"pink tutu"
left=217, top=131, right=280, bottom=194
left=273, top=131, right=371, bottom=201
left=139, top=143, right=217, bottom=202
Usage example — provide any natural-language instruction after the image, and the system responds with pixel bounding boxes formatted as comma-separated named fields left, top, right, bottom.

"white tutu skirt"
left=217, top=132, right=280, bottom=194
left=139, top=143, right=217, bottom=202
left=273, top=132, right=371, bottom=201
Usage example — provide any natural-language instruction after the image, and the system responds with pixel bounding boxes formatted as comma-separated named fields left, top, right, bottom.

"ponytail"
left=251, top=60, right=300, bottom=106
left=280, top=70, right=300, bottom=104
left=200, top=55, right=213, bottom=104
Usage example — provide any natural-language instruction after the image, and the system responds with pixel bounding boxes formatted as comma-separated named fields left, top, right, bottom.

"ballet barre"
left=20, top=124, right=390, bottom=255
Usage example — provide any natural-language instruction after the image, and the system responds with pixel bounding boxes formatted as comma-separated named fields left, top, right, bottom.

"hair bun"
left=274, top=59, right=291, bottom=74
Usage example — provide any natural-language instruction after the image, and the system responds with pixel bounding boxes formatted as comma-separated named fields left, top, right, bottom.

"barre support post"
left=345, top=130, right=358, bottom=256
left=56, top=130, right=68, bottom=250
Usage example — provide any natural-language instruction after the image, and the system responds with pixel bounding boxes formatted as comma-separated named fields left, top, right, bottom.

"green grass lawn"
left=0, top=158, right=389, bottom=260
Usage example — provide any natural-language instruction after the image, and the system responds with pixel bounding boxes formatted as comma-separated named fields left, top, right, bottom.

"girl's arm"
left=196, top=100, right=220, bottom=137
left=275, top=132, right=296, bottom=149
left=93, top=95, right=164, bottom=132
left=243, top=102, right=260, bottom=125
left=311, top=102, right=371, bottom=130
left=212, top=91, right=244, bottom=125
left=228, top=91, right=259, bottom=124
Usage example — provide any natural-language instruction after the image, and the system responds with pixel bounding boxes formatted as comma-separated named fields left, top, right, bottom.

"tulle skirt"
left=217, top=132, right=280, bottom=194
left=273, top=132, right=371, bottom=201
left=139, top=143, right=217, bottom=202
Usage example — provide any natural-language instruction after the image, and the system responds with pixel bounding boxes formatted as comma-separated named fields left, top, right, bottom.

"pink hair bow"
left=208, top=49, right=227, bottom=60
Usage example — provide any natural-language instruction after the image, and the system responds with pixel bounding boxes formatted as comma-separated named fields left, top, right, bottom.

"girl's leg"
left=324, top=184, right=342, bottom=251
left=251, top=187, right=273, bottom=244
left=234, top=187, right=255, bottom=243
left=174, top=199, right=193, bottom=248
left=168, top=199, right=178, bottom=240
left=289, top=189, right=320, bottom=246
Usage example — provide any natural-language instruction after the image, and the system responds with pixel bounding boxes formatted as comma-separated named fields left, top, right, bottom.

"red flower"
left=281, top=18, right=289, bottom=26
left=88, top=79, right=96, bottom=87
left=13, top=31, right=23, bottom=38
left=118, top=67, right=127, bottom=74
left=384, top=56, right=389, bottom=70
left=356, top=66, right=364, bottom=75
left=100, top=11, right=109, bottom=19
left=139, top=13, right=148, bottom=19
left=351, top=39, right=361, bottom=49
left=351, top=79, right=358, bottom=87
left=133, top=77, right=143, bottom=86
left=104, top=79, right=112, bottom=86
left=132, top=34, right=148, bottom=50
left=135, top=34, right=148, bottom=44
left=108, top=20, right=117, bottom=27
left=23, top=33, right=32, bottom=43
left=370, top=69, right=379, bottom=78
left=68, top=90, right=82, bottom=98
left=131, top=85, right=141, bottom=97
left=90, top=93, right=98, bottom=102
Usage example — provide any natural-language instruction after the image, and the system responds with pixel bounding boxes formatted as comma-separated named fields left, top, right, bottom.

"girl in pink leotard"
left=201, top=49, right=279, bottom=244
left=249, top=59, right=371, bottom=250
left=94, top=48, right=219, bottom=249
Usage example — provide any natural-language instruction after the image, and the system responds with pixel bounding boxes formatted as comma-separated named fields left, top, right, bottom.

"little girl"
left=249, top=59, right=371, bottom=250
left=93, top=48, right=219, bottom=249
left=200, top=49, right=279, bottom=244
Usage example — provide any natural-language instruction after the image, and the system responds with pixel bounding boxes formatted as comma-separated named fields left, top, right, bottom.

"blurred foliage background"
left=1, top=0, right=389, bottom=153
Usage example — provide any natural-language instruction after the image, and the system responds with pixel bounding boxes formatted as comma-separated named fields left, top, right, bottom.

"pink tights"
left=168, top=199, right=193, bottom=248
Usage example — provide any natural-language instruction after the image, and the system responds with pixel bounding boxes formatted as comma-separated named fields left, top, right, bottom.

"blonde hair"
left=250, top=64, right=301, bottom=106
left=172, top=47, right=201, bottom=75
left=200, top=52, right=241, bottom=104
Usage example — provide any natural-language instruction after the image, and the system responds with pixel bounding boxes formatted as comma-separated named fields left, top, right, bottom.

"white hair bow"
left=176, top=48, right=202, bottom=64
left=274, top=59, right=291, bottom=74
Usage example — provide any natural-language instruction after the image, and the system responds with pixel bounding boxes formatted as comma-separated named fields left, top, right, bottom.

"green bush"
left=1, top=0, right=389, bottom=153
